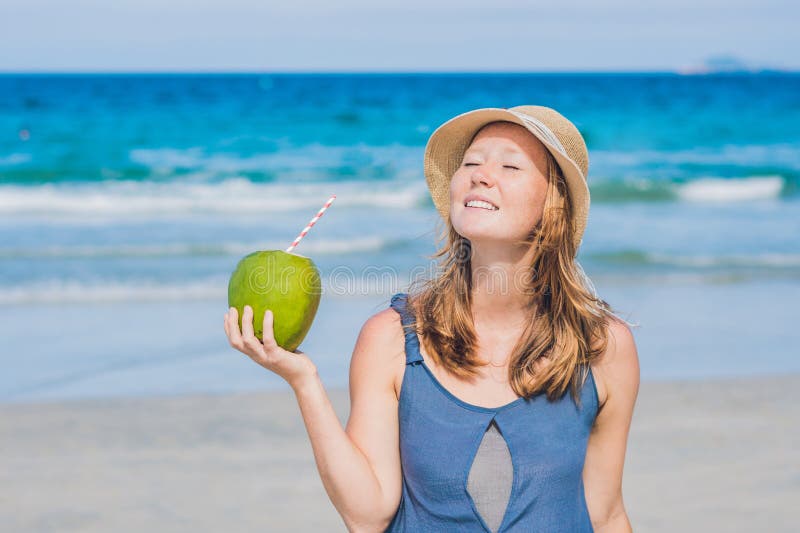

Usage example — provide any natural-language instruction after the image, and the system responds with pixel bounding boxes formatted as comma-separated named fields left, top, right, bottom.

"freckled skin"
left=450, top=122, right=551, bottom=246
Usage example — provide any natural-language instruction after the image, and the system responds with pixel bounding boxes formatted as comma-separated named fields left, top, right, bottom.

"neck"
left=468, top=241, right=536, bottom=328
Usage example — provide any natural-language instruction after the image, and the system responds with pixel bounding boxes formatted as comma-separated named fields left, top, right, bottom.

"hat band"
left=506, top=110, right=568, bottom=157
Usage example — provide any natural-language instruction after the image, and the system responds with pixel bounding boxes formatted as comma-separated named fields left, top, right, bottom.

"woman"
left=224, top=105, right=640, bottom=532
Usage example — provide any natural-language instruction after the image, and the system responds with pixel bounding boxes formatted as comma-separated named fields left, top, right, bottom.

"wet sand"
left=1, top=373, right=797, bottom=532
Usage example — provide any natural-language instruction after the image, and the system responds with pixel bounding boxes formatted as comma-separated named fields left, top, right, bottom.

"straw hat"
left=423, top=105, right=590, bottom=253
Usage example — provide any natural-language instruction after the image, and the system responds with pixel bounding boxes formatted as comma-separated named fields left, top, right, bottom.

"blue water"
left=1, top=73, right=799, bottom=403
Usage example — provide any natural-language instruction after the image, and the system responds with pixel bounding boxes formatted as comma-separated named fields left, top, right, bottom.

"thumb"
left=261, top=309, right=279, bottom=350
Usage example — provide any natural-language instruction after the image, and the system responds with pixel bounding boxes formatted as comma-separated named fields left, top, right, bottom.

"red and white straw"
left=285, top=195, right=337, bottom=253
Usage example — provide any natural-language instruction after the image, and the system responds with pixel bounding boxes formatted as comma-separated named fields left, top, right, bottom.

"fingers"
left=261, top=308, right=278, bottom=350
left=240, top=304, right=255, bottom=338
left=226, top=305, right=289, bottom=373
left=225, top=307, right=245, bottom=351
left=225, top=305, right=313, bottom=383
left=241, top=305, right=266, bottom=356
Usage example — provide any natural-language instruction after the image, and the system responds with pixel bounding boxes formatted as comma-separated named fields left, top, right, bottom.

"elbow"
left=342, top=501, right=398, bottom=533
left=336, top=474, right=400, bottom=532
left=591, top=502, right=632, bottom=533
left=343, top=515, right=392, bottom=533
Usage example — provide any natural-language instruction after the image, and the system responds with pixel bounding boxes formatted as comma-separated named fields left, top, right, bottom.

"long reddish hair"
left=406, top=140, right=629, bottom=407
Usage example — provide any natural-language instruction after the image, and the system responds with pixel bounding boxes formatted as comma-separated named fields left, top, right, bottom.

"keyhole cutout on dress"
left=467, top=420, right=513, bottom=532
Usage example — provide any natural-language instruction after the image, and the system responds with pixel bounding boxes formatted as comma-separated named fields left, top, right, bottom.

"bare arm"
left=224, top=305, right=403, bottom=532
left=583, top=318, right=640, bottom=532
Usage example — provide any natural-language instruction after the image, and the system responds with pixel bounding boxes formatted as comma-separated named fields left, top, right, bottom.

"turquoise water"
left=1, top=73, right=798, bottom=402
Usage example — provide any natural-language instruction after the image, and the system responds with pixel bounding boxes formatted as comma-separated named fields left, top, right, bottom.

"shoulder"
left=349, top=306, right=407, bottom=401
left=590, top=316, right=640, bottom=413
left=360, top=306, right=407, bottom=352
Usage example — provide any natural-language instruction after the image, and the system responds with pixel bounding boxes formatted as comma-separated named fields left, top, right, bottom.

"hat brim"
left=423, top=107, right=589, bottom=251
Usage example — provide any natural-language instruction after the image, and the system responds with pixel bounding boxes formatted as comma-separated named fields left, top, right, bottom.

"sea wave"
left=0, top=174, right=792, bottom=221
left=675, top=175, right=785, bottom=202
left=2, top=259, right=797, bottom=306
left=590, top=174, right=789, bottom=202
left=0, top=279, right=227, bottom=305
left=0, top=143, right=425, bottom=184
left=128, top=142, right=423, bottom=175
left=591, top=250, right=800, bottom=268
left=592, top=143, right=800, bottom=169
left=0, top=178, right=432, bottom=217
left=0, top=277, right=417, bottom=305
left=0, top=236, right=403, bottom=260
left=0, top=153, right=32, bottom=166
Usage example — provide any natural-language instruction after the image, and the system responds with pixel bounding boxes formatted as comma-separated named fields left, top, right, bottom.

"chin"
left=454, top=226, right=502, bottom=243
left=453, top=219, right=524, bottom=246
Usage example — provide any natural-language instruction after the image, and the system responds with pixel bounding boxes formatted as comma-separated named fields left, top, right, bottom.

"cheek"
left=507, top=184, right=546, bottom=226
left=449, top=172, right=468, bottom=204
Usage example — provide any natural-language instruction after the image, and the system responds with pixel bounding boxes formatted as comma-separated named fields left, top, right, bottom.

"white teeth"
left=465, top=200, right=498, bottom=210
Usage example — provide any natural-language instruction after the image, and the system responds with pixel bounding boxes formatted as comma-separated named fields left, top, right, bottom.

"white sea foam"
left=128, top=142, right=423, bottom=174
left=0, top=153, right=32, bottom=166
left=593, top=143, right=800, bottom=168
left=0, top=276, right=418, bottom=305
left=675, top=175, right=784, bottom=202
left=644, top=252, right=800, bottom=268
left=2, top=254, right=796, bottom=306
left=0, top=236, right=393, bottom=260
left=0, top=178, right=430, bottom=218
left=0, top=280, right=227, bottom=305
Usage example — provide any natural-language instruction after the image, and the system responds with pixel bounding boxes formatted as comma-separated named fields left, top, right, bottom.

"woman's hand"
left=224, top=305, right=318, bottom=389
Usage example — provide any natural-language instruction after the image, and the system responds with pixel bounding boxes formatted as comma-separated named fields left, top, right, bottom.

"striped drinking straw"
left=285, top=195, right=337, bottom=253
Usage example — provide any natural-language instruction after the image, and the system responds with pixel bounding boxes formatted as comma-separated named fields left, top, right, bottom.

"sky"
left=0, top=0, right=797, bottom=72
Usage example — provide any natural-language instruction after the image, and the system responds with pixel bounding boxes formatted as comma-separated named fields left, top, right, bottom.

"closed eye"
left=463, top=162, right=520, bottom=170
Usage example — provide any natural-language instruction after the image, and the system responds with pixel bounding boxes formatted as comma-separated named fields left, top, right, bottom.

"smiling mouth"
left=464, top=200, right=499, bottom=211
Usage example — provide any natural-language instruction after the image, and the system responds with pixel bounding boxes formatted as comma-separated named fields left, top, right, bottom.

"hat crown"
left=508, top=105, right=589, bottom=179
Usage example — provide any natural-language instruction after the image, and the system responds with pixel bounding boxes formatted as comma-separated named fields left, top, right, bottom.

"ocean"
left=1, top=72, right=798, bottom=403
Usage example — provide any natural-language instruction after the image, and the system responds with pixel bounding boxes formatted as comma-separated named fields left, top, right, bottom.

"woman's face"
left=449, top=121, right=551, bottom=246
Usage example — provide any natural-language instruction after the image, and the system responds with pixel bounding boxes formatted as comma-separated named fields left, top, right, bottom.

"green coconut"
left=227, top=250, right=322, bottom=352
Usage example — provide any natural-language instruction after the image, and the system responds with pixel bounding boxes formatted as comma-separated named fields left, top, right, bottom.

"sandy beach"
left=1, top=373, right=797, bottom=533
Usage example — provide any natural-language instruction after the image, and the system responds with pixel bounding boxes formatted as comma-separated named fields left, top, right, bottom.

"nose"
left=470, top=168, right=495, bottom=188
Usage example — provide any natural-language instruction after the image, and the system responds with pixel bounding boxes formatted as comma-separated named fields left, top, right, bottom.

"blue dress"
left=385, top=292, right=599, bottom=532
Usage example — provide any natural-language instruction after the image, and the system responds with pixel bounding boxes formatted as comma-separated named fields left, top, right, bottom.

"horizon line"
left=1, top=68, right=797, bottom=76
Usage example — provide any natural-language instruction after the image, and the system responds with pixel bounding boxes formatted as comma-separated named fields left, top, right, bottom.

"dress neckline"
left=416, top=355, right=527, bottom=414
left=392, top=291, right=598, bottom=414
left=416, top=358, right=599, bottom=416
